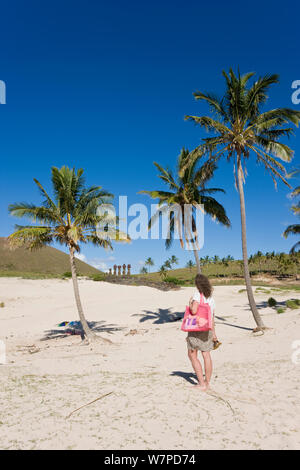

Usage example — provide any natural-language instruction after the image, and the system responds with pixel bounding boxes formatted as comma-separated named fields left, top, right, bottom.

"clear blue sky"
left=0, top=0, right=299, bottom=273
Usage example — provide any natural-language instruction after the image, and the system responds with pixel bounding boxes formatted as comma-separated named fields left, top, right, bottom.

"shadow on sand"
left=215, top=315, right=253, bottom=331
left=132, top=308, right=183, bottom=324
left=41, top=320, right=124, bottom=341
left=170, top=371, right=198, bottom=385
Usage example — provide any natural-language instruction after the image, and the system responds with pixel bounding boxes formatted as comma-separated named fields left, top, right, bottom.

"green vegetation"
left=62, top=271, right=72, bottom=278
left=164, top=276, right=185, bottom=286
left=134, top=251, right=300, bottom=285
left=185, top=69, right=300, bottom=329
left=145, top=257, right=154, bottom=273
left=267, top=297, right=277, bottom=307
left=186, top=260, right=195, bottom=271
left=0, top=302, right=5, bottom=308
left=276, top=308, right=286, bottom=314
left=286, top=299, right=300, bottom=309
left=91, top=273, right=106, bottom=282
left=140, top=266, right=148, bottom=274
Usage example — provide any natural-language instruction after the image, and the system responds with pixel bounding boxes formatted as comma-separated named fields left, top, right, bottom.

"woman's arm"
left=189, top=298, right=199, bottom=315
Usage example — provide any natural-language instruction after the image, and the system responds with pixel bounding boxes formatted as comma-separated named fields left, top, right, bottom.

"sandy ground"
left=0, top=277, right=300, bottom=450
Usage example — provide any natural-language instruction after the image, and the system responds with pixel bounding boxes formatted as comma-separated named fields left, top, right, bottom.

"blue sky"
left=0, top=0, right=299, bottom=273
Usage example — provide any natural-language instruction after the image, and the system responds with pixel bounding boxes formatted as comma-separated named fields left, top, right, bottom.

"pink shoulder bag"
left=181, top=293, right=212, bottom=332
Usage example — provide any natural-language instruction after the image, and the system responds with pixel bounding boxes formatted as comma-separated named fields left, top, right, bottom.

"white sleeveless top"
left=192, top=291, right=215, bottom=317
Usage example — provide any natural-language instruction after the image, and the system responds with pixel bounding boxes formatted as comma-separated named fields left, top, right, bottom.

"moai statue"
left=109, top=268, right=112, bottom=276
left=118, top=265, right=121, bottom=276
left=113, top=264, right=117, bottom=276
left=127, top=264, right=131, bottom=276
left=122, top=264, right=126, bottom=276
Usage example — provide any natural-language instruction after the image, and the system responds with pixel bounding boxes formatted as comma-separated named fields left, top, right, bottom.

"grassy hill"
left=0, top=237, right=101, bottom=278
left=133, top=253, right=300, bottom=287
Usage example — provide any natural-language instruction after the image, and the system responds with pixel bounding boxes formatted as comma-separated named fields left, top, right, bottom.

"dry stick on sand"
left=206, top=389, right=236, bottom=416
left=66, top=392, right=113, bottom=419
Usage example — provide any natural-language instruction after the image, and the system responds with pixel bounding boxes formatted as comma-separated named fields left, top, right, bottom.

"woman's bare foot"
left=191, top=383, right=207, bottom=391
left=205, top=381, right=210, bottom=389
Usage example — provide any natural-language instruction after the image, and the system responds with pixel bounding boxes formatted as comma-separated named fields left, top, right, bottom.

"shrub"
left=276, top=307, right=286, bottom=314
left=62, top=271, right=72, bottom=278
left=286, top=299, right=300, bottom=309
left=92, top=273, right=106, bottom=282
left=267, top=297, right=277, bottom=307
left=164, top=276, right=185, bottom=286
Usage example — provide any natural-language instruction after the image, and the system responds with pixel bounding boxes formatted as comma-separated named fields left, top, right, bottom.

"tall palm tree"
left=145, top=257, right=154, bottom=273
left=283, top=168, right=300, bottom=253
left=8, top=166, right=129, bottom=342
left=185, top=69, right=300, bottom=330
left=140, top=149, right=230, bottom=273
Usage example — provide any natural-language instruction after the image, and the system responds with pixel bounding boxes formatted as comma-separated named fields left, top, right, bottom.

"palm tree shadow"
left=132, top=308, right=183, bottom=324
left=256, top=300, right=294, bottom=309
left=41, top=320, right=124, bottom=341
left=215, top=315, right=253, bottom=331
left=171, top=371, right=198, bottom=385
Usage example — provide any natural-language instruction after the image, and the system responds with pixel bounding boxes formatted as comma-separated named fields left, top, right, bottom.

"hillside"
left=134, top=253, right=300, bottom=287
left=0, top=237, right=100, bottom=277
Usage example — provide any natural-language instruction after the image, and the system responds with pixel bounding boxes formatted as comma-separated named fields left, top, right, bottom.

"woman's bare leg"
left=201, top=351, right=213, bottom=387
left=188, top=349, right=206, bottom=389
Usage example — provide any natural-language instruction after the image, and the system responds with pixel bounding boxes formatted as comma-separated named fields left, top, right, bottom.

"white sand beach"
left=0, top=277, right=300, bottom=450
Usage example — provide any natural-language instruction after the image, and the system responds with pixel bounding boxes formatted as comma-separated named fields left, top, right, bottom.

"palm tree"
left=204, top=255, right=211, bottom=266
left=283, top=168, right=300, bottom=253
left=159, top=265, right=167, bottom=280
left=169, top=255, right=179, bottom=268
left=164, top=259, right=172, bottom=270
left=255, top=250, right=263, bottom=273
left=8, top=166, right=129, bottom=342
left=140, top=149, right=230, bottom=273
left=140, top=266, right=148, bottom=274
left=145, top=257, right=154, bottom=273
left=185, top=69, right=300, bottom=330
left=213, top=255, right=220, bottom=264
left=186, top=260, right=195, bottom=271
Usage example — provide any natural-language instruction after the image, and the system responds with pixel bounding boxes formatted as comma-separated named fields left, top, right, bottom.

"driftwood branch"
left=66, top=392, right=113, bottom=419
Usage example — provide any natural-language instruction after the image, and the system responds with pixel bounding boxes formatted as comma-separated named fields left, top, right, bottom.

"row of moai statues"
left=108, top=264, right=131, bottom=276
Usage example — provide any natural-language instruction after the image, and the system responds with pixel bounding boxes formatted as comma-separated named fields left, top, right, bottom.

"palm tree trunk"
left=193, top=249, right=201, bottom=274
left=69, top=246, right=96, bottom=341
left=236, top=155, right=265, bottom=330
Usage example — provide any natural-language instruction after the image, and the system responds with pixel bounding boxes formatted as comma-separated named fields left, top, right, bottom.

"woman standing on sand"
left=187, top=274, right=218, bottom=391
